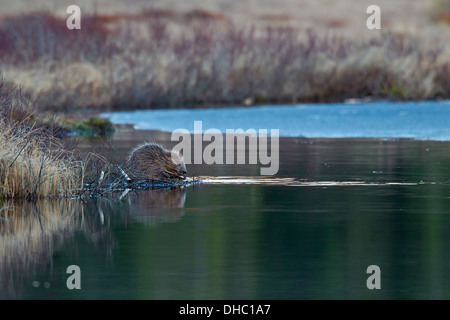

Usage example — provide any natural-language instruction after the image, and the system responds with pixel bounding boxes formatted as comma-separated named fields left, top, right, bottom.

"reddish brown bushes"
left=0, top=10, right=448, bottom=111
left=0, top=12, right=117, bottom=65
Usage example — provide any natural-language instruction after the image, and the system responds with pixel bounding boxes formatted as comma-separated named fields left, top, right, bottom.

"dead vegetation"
left=0, top=116, right=82, bottom=199
left=0, top=10, right=448, bottom=112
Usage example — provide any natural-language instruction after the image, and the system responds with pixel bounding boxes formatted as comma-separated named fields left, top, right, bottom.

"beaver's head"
left=162, top=149, right=187, bottom=180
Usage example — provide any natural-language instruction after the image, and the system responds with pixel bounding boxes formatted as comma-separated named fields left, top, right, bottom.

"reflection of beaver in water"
left=127, top=143, right=187, bottom=182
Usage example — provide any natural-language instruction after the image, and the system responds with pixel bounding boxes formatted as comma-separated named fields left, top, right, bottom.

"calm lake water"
left=101, top=101, right=450, bottom=139
left=1, top=103, right=450, bottom=299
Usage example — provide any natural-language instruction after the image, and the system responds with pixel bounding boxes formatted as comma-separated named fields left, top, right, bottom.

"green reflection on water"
left=1, top=138, right=450, bottom=299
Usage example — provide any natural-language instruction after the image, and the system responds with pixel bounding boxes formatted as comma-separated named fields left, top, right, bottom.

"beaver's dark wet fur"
left=127, top=143, right=187, bottom=182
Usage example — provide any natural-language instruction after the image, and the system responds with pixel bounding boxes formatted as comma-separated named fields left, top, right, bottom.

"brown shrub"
left=0, top=11, right=448, bottom=110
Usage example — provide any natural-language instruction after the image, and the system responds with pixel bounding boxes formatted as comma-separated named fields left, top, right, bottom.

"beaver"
left=126, top=142, right=187, bottom=182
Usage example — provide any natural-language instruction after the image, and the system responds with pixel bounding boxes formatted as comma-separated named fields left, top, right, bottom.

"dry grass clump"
left=0, top=120, right=83, bottom=199
left=0, top=81, right=83, bottom=199
left=0, top=10, right=449, bottom=110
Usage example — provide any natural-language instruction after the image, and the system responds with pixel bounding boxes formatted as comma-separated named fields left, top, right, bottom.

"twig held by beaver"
left=126, top=142, right=187, bottom=182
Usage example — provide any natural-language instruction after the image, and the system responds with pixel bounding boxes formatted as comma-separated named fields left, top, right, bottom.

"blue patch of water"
left=101, top=101, right=450, bottom=140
